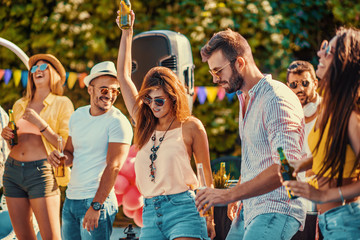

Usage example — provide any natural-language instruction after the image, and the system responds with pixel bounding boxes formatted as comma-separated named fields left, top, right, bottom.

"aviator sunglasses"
left=90, top=85, right=120, bottom=96
left=143, top=96, right=166, bottom=107
left=30, top=63, right=48, bottom=73
left=289, top=80, right=310, bottom=89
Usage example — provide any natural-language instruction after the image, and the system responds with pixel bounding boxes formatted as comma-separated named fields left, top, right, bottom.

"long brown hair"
left=25, top=61, right=64, bottom=100
left=134, top=67, right=191, bottom=149
left=315, top=27, right=360, bottom=186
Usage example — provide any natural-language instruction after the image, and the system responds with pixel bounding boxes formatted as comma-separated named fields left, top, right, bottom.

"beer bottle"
left=119, top=0, right=131, bottom=29
left=196, top=163, right=212, bottom=217
left=277, top=147, right=298, bottom=199
left=55, top=136, right=65, bottom=177
left=8, top=109, right=18, bottom=146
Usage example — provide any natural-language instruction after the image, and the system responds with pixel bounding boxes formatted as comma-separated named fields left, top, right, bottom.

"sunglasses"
left=289, top=80, right=310, bottom=89
left=143, top=96, right=166, bottom=107
left=30, top=63, right=48, bottom=73
left=209, top=61, right=233, bottom=79
left=320, top=40, right=335, bottom=57
left=91, top=85, right=120, bottom=96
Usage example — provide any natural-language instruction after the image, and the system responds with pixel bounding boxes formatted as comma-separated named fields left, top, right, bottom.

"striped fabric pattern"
left=237, top=74, right=306, bottom=229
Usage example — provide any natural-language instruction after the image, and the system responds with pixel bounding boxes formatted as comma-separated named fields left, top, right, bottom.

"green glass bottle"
left=8, top=109, right=18, bottom=146
left=277, top=147, right=298, bottom=199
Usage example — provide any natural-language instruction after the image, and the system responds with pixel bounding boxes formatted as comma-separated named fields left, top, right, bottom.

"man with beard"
left=48, top=61, right=133, bottom=239
left=286, top=61, right=322, bottom=240
left=195, top=29, right=306, bottom=239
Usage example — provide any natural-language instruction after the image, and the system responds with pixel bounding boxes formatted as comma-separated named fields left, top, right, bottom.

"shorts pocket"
left=169, top=192, right=194, bottom=206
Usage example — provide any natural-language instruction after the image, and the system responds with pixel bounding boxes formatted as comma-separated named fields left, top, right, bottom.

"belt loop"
left=9, top=157, right=14, bottom=167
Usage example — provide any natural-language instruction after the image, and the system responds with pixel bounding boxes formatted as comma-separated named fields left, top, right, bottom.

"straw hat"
left=28, top=54, right=66, bottom=84
left=83, top=61, right=117, bottom=87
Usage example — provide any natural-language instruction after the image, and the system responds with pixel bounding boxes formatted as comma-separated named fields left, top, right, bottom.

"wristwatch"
left=91, top=202, right=103, bottom=211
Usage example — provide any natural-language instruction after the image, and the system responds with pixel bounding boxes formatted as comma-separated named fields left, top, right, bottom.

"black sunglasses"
left=143, top=96, right=166, bottom=107
left=289, top=80, right=310, bottom=89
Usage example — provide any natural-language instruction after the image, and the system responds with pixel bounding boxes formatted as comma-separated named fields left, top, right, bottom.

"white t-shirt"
left=66, top=105, right=133, bottom=199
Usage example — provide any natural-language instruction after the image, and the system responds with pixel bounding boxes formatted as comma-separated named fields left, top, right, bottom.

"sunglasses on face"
left=320, top=40, right=335, bottom=57
left=289, top=80, right=310, bottom=89
left=30, top=63, right=49, bottom=73
left=209, top=61, right=232, bottom=79
left=143, top=96, right=166, bottom=107
left=91, top=85, right=120, bottom=96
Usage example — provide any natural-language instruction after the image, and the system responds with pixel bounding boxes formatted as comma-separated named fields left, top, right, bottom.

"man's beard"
left=224, top=68, right=244, bottom=93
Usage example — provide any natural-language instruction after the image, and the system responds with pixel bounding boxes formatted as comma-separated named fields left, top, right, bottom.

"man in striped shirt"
left=195, top=29, right=306, bottom=239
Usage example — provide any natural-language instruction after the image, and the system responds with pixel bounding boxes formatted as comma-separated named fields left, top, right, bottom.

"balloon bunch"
left=114, top=145, right=143, bottom=227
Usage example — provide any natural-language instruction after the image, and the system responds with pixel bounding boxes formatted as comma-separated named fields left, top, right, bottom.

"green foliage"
left=1, top=0, right=359, bottom=160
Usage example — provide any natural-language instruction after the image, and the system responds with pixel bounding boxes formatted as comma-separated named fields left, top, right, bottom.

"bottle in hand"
left=8, top=109, right=18, bottom=146
left=196, top=163, right=212, bottom=217
left=55, top=136, right=65, bottom=177
left=119, top=0, right=131, bottom=29
left=277, top=147, right=298, bottom=199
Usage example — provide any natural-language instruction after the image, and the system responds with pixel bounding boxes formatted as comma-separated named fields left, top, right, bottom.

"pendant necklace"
left=149, top=117, right=175, bottom=182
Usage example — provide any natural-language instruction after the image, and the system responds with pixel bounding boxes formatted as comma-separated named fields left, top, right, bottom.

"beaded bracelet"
left=40, top=125, right=48, bottom=133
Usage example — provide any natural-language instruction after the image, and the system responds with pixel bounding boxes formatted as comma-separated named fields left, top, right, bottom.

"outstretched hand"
left=283, top=180, right=324, bottom=203
left=116, top=10, right=135, bottom=30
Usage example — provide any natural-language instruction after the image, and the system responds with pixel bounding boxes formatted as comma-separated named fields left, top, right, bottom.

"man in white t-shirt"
left=49, top=61, right=133, bottom=240
left=286, top=60, right=321, bottom=240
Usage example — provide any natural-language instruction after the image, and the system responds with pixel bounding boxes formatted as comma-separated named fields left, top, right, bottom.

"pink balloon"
left=116, top=194, right=123, bottom=206
left=114, top=174, right=130, bottom=195
left=119, top=157, right=136, bottom=181
left=122, top=206, right=135, bottom=218
left=122, top=186, right=143, bottom=211
left=133, top=207, right=143, bottom=227
left=128, top=145, right=138, bottom=158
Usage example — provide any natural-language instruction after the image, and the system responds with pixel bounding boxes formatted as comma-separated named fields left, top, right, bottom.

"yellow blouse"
left=309, top=119, right=359, bottom=179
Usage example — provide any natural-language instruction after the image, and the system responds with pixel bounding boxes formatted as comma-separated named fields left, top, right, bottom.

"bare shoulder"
left=183, top=116, right=205, bottom=130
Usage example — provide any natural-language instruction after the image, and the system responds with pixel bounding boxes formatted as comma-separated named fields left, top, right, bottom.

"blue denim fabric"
left=62, top=191, right=118, bottom=240
left=226, top=208, right=300, bottom=240
left=140, top=191, right=209, bottom=240
left=318, top=202, right=360, bottom=240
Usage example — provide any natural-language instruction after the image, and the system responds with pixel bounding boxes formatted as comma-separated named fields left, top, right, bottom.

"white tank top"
left=135, top=126, right=198, bottom=198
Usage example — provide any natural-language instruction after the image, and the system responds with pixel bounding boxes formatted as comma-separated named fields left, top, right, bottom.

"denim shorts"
left=318, top=201, right=360, bottom=240
left=140, top=191, right=209, bottom=240
left=226, top=207, right=300, bottom=240
left=3, top=156, right=59, bottom=199
left=62, top=191, right=118, bottom=240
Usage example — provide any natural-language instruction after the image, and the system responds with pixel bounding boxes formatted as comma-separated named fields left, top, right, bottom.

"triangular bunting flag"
left=193, top=86, right=198, bottom=103
left=4, top=69, right=12, bottom=84
left=78, top=73, right=87, bottom=89
left=13, top=70, right=21, bottom=87
left=217, top=87, right=226, bottom=101
left=197, top=86, right=207, bottom=104
left=21, top=71, right=28, bottom=88
left=0, top=69, right=5, bottom=81
left=206, top=86, right=218, bottom=103
left=226, top=92, right=236, bottom=102
left=67, top=72, right=77, bottom=89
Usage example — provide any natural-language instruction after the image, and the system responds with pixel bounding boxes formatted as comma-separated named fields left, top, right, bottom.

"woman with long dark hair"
left=284, top=27, right=360, bottom=239
left=1, top=54, right=74, bottom=240
left=116, top=11, right=215, bottom=240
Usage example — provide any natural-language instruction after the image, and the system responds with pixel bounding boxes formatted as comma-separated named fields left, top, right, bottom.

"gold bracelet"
left=40, top=125, right=48, bottom=133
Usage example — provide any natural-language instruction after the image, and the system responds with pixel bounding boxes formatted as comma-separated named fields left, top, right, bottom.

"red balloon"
left=122, top=206, right=135, bottom=218
left=122, top=186, right=143, bottom=211
left=116, top=194, right=123, bottom=206
left=114, top=174, right=130, bottom=195
left=133, top=207, right=143, bottom=227
left=128, top=145, right=138, bottom=158
left=119, top=157, right=136, bottom=181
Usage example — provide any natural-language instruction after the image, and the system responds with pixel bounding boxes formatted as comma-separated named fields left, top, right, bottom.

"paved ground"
left=111, top=227, right=141, bottom=240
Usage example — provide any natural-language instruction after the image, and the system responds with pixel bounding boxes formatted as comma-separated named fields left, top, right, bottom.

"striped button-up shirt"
left=237, top=74, right=306, bottom=228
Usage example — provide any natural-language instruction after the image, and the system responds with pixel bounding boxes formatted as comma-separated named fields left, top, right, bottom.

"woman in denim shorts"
left=117, top=11, right=215, bottom=240
left=283, top=27, right=360, bottom=239
left=1, top=54, right=74, bottom=240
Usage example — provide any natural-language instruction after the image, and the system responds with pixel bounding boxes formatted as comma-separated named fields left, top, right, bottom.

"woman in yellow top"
left=283, top=27, right=360, bottom=239
left=1, top=54, right=74, bottom=240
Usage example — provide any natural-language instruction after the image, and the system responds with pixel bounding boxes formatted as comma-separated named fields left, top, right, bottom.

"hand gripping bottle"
left=119, top=0, right=131, bottom=29
left=277, top=147, right=298, bottom=199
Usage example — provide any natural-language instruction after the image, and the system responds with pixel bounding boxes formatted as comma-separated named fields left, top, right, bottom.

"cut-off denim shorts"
left=318, top=201, right=360, bottom=240
left=3, top=156, right=59, bottom=199
left=140, top=190, right=210, bottom=240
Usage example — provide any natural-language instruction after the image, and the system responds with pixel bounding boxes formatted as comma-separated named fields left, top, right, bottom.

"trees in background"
left=1, top=0, right=359, bottom=158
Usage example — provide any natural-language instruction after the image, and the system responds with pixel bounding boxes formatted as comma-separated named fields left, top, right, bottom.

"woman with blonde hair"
left=284, top=27, right=360, bottom=239
left=1, top=54, right=74, bottom=240
left=116, top=11, right=215, bottom=240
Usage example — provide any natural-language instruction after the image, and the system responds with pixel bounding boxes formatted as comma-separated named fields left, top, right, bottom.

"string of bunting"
left=0, top=69, right=237, bottom=103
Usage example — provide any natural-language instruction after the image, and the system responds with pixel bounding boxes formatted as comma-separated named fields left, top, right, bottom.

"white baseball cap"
left=84, top=61, right=117, bottom=87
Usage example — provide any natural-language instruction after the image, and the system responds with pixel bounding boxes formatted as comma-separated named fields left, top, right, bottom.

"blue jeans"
left=226, top=208, right=300, bottom=240
left=140, top=191, right=209, bottom=240
left=62, top=191, right=118, bottom=240
left=318, top=202, right=360, bottom=240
